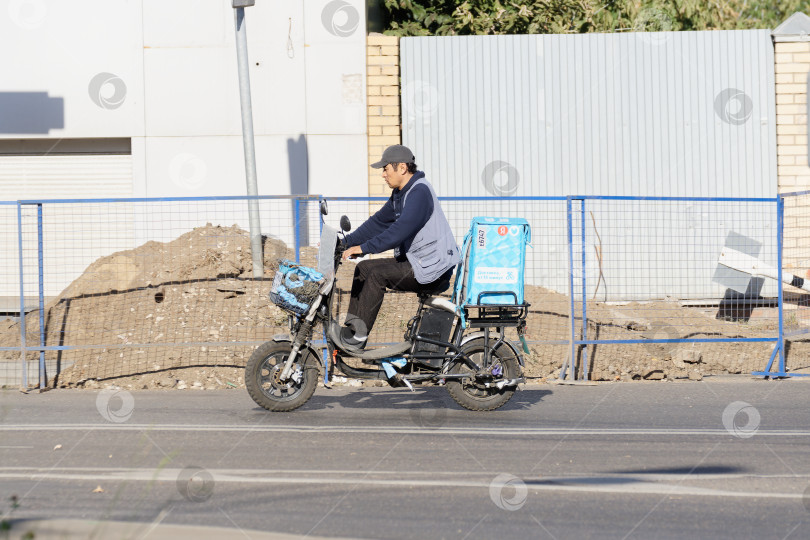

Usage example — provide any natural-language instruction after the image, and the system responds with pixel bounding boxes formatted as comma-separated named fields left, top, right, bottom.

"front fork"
left=279, top=296, right=322, bottom=380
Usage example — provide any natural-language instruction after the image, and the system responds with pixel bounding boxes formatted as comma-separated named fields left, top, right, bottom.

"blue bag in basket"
left=269, top=259, right=324, bottom=316
left=452, top=217, right=531, bottom=306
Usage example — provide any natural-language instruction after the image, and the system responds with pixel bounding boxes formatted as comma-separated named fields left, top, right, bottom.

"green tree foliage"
left=381, top=0, right=808, bottom=36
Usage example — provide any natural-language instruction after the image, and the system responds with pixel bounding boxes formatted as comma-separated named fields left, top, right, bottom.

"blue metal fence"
left=1, top=193, right=807, bottom=389
left=563, top=195, right=807, bottom=381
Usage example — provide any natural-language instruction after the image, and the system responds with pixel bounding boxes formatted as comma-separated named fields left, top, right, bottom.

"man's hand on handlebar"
left=342, top=245, right=364, bottom=260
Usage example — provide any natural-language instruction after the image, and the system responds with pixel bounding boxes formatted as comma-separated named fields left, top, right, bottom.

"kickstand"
left=402, top=378, right=414, bottom=392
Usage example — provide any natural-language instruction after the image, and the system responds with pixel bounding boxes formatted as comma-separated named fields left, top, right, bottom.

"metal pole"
left=233, top=4, right=263, bottom=278
left=16, top=202, right=27, bottom=390
left=294, top=198, right=301, bottom=264
left=565, top=197, right=576, bottom=380
left=37, top=204, right=45, bottom=389
left=777, top=196, right=786, bottom=375
left=581, top=200, right=588, bottom=380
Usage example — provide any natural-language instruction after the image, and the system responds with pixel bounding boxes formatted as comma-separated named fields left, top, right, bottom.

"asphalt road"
left=1, top=378, right=810, bottom=539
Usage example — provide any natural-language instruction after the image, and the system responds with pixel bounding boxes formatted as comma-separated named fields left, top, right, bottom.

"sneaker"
left=339, top=325, right=368, bottom=350
left=388, top=374, right=414, bottom=391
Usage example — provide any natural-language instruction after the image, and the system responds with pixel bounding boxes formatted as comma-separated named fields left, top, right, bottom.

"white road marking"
left=0, top=467, right=805, bottom=500
left=1, top=424, right=810, bottom=437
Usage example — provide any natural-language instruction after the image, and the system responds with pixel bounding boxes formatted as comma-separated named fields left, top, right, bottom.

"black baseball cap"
left=370, top=144, right=415, bottom=169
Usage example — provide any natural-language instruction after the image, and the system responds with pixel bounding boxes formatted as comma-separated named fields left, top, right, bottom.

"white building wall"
left=0, top=0, right=368, bottom=198
left=0, top=0, right=368, bottom=304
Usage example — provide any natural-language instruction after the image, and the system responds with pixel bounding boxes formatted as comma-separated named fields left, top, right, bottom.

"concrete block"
left=367, top=75, right=398, bottom=87
left=776, top=84, right=807, bottom=94
left=643, top=369, right=665, bottom=380
left=777, top=145, right=806, bottom=156
left=779, top=176, right=797, bottom=189
left=778, top=124, right=806, bottom=135
left=367, top=55, right=399, bottom=66
left=779, top=165, right=810, bottom=175
left=776, top=63, right=810, bottom=74
left=671, top=349, right=702, bottom=368
left=776, top=42, right=810, bottom=54
left=368, top=96, right=399, bottom=106
left=779, top=155, right=796, bottom=165
left=778, top=104, right=806, bottom=115
left=370, top=135, right=400, bottom=146
left=367, top=34, right=398, bottom=46
left=368, top=116, right=399, bottom=126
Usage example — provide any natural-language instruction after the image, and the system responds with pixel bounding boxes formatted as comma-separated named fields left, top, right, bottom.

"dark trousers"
left=346, top=258, right=452, bottom=336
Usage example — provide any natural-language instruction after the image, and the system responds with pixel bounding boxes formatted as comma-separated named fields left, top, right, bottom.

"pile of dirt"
left=519, top=286, right=810, bottom=381
left=1, top=222, right=808, bottom=389
left=0, top=224, right=294, bottom=387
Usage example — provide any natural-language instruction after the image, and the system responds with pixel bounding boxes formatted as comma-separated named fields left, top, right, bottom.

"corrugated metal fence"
left=401, top=31, right=778, bottom=301
left=401, top=30, right=776, bottom=198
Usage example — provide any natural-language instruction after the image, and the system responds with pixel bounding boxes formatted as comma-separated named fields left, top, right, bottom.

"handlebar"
left=334, top=240, right=346, bottom=257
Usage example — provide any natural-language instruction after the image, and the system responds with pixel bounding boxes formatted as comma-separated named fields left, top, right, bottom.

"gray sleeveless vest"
left=402, top=178, right=461, bottom=284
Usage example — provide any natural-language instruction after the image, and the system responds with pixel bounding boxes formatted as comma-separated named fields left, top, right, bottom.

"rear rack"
left=463, top=302, right=529, bottom=328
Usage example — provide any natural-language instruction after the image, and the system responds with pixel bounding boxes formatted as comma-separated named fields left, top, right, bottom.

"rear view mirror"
left=340, top=215, right=352, bottom=232
left=320, top=199, right=329, bottom=216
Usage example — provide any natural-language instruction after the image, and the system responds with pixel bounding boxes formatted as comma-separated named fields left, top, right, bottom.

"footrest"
left=352, top=341, right=412, bottom=360
left=327, top=322, right=412, bottom=360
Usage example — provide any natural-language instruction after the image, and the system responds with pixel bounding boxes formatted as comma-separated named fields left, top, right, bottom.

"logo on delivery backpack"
left=474, top=267, right=518, bottom=284
left=497, top=226, right=508, bottom=236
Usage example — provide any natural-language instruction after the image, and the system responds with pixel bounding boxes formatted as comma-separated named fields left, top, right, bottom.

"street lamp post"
left=232, top=0, right=263, bottom=278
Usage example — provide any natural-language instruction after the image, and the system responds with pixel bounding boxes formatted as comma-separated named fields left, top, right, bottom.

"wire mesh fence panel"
left=319, top=197, right=572, bottom=373
left=5, top=194, right=805, bottom=387
left=567, top=197, right=782, bottom=380
left=440, top=198, right=572, bottom=374
left=0, top=202, right=22, bottom=387
left=7, top=197, right=310, bottom=387
left=782, top=193, right=810, bottom=350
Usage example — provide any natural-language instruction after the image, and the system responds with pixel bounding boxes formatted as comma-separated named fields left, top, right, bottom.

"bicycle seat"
left=416, top=279, right=451, bottom=300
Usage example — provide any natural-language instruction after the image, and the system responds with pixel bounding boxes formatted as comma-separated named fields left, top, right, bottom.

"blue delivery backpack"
left=452, top=217, right=531, bottom=307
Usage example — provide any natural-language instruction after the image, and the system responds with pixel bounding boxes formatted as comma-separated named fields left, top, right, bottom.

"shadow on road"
left=241, top=387, right=552, bottom=416
left=299, top=386, right=551, bottom=412
left=524, top=465, right=747, bottom=488
left=605, top=465, right=744, bottom=476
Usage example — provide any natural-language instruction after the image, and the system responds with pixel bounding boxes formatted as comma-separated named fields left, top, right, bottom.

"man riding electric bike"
left=243, top=147, right=530, bottom=412
left=337, top=144, right=460, bottom=351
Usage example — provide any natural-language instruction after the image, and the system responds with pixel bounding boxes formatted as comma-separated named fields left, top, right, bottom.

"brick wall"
left=775, top=41, right=810, bottom=277
left=366, top=34, right=400, bottom=197
left=776, top=41, right=810, bottom=192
